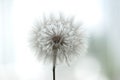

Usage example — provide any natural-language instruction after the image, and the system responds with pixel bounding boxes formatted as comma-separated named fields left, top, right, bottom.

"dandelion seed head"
left=30, top=14, right=87, bottom=64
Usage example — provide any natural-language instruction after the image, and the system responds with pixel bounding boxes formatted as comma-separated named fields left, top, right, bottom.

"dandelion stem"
left=53, top=55, right=56, bottom=80
left=53, top=65, right=56, bottom=80
left=53, top=49, right=57, bottom=80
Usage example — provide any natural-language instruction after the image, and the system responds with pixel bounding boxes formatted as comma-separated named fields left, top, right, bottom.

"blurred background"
left=0, top=0, right=120, bottom=80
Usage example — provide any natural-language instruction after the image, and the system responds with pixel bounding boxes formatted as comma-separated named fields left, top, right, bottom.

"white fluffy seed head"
left=30, top=14, right=87, bottom=64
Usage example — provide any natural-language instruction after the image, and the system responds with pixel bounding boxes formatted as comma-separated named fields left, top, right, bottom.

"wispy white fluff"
left=30, top=14, right=87, bottom=64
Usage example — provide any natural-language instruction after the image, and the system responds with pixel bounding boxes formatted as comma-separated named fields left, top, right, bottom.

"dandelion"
left=30, top=14, right=87, bottom=80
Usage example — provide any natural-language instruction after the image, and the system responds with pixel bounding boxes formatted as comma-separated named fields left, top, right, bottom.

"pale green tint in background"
left=0, top=0, right=120, bottom=80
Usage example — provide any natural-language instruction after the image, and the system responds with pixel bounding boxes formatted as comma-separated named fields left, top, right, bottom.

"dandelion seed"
left=30, top=14, right=87, bottom=80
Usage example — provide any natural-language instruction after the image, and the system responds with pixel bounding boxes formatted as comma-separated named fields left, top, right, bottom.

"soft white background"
left=0, top=0, right=120, bottom=80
